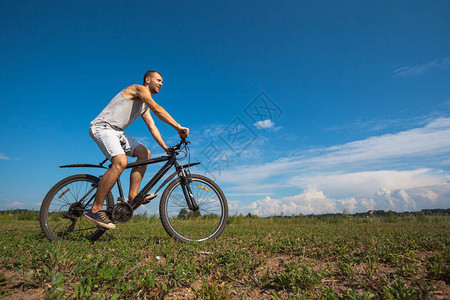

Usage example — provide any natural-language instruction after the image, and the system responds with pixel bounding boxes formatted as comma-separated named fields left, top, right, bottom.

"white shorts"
left=89, top=124, right=142, bottom=160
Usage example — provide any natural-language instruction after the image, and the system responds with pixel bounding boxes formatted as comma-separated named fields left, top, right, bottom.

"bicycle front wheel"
left=40, top=174, right=114, bottom=241
left=160, top=174, right=228, bottom=242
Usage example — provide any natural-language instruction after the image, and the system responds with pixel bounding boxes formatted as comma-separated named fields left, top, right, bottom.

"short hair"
left=143, top=70, right=162, bottom=84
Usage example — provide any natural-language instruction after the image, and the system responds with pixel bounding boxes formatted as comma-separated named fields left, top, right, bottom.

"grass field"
left=0, top=212, right=448, bottom=299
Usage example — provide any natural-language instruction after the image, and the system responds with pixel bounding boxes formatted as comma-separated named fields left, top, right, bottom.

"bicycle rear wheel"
left=160, top=174, right=228, bottom=242
left=40, top=174, right=114, bottom=241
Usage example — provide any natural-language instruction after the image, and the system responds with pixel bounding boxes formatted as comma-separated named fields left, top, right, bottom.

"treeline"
left=0, top=209, right=39, bottom=220
left=0, top=208, right=449, bottom=220
left=0, top=209, right=40, bottom=215
left=248, top=208, right=450, bottom=219
left=355, top=209, right=450, bottom=217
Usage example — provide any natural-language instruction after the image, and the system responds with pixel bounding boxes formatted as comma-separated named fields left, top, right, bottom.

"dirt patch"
left=1, top=268, right=45, bottom=300
left=164, top=286, right=196, bottom=299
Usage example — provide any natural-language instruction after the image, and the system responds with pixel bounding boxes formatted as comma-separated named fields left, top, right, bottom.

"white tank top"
left=91, top=92, right=148, bottom=130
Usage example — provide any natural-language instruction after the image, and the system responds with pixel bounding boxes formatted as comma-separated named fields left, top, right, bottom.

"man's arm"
left=122, top=85, right=189, bottom=138
left=141, top=109, right=170, bottom=153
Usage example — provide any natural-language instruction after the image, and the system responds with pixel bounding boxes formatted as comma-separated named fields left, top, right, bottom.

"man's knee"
left=111, top=154, right=128, bottom=171
left=134, top=145, right=151, bottom=160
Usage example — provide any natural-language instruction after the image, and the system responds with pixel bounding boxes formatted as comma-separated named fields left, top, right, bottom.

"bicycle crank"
left=112, top=202, right=134, bottom=223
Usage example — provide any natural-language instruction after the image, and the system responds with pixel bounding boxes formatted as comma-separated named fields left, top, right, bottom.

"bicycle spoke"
left=41, top=175, right=113, bottom=241
left=160, top=175, right=228, bottom=242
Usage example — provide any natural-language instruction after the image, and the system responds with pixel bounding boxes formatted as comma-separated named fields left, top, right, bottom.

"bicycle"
left=39, top=138, right=228, bottom=242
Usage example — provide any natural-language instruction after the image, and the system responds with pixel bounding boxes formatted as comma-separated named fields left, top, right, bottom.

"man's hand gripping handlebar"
left=177, top=127, right=189, bottom=139
left=168, top=129, right=189, bottom=155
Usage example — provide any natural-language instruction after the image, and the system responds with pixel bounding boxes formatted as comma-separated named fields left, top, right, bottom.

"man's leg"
left=128, top=145, right=151, bottom=201
left=91, top=154, right=128, bottom=213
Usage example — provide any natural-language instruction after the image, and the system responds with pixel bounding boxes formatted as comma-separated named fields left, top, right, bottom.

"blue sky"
left=1, top=0, right=449, bottom=215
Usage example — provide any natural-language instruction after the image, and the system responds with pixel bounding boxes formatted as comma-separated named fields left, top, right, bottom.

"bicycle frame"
left=40, top=137, right=229, bottom=243
left=60, top=145, right=201, bottom=212
left=126, top=155, right=179, bottom=210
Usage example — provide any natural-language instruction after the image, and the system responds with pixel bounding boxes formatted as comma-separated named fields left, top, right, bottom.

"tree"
left=177, top=208, right=188, bottom=219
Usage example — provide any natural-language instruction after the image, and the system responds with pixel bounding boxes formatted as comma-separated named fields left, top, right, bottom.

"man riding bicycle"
left=85, top=70, right=189, bottom=229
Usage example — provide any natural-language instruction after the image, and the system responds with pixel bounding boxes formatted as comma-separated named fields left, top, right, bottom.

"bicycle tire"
left=159, top=174, right=228, bottom=242
left=40, top=174, right=114, bottom=241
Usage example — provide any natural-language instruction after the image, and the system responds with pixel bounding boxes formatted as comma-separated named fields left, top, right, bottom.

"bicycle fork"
left=178, top=169, right=199, bottom=211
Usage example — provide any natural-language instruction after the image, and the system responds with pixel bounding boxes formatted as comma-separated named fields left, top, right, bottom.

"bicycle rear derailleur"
left=112, top=200, right=134, bottom=223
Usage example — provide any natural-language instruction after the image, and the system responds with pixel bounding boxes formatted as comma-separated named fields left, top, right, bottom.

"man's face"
left=148, top=74, right=163, bottom=95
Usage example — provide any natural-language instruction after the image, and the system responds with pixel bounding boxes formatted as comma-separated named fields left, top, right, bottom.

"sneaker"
left=142, top=193, right=157, bottom=205
left=84, top=210, right=116, bottom=229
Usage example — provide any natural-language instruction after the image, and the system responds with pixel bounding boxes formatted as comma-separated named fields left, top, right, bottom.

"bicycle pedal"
left=142, top=193, right=157, bottom=204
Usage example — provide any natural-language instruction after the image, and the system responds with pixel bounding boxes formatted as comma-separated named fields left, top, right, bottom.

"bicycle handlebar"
left=169, top=129, right=189, bottom=153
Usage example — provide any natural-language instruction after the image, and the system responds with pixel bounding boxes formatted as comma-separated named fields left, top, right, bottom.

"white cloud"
left=361, top=198, right=376, bottom=211
left=288, top=169, right=446, bottom=198
left=6, top=201, right=25, bottom=207
left=420, top=190, right=438, bottom=203
left=326, top=118, right=403, bottom=133
left=0, top=153, right=9, bottom=160
left=232, top=184, right=449, bottom=216
left=403, top=184, right=450, bottom=208
left=219, top=118, right=450, bottom=189
left=254, top=119, right=281, bottom=131
left=394, top=57, right=450, bottom=77
left=199, top=124, right=227, bottom=139
left=372, top=189, right=417, bottom=211
left=339, top=197, right=358, bottom=212
left=217, top=117, right=450, bottom=215
left=227, top=193, right=270, bottom=196
left=316, top=118, right=450, bottom=167
left=254, top=119, right=274, bottom=129
left=238, top=186, right=338, bottom=216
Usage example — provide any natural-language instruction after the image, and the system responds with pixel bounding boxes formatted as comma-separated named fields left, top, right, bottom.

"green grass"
left=0, top=213, right=449, bottom=299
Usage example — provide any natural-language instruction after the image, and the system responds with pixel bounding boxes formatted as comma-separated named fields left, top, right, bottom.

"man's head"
left=143, top=70, right=163, bottom=95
